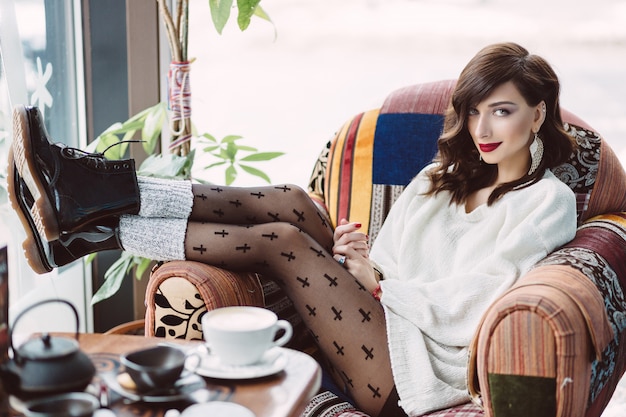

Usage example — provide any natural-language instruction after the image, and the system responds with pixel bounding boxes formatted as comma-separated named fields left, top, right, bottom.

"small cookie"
left=117, top=372, right=137, bottom=391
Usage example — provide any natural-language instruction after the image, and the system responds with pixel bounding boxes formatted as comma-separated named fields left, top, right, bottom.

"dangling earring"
left=528, top=132, right=544, bottom=175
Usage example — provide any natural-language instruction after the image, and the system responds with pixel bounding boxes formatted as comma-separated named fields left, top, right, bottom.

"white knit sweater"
left=370, top=166, right=577, bottom=416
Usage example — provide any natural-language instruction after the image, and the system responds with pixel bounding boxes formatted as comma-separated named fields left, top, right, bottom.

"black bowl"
left=24, top=392, right=100, bottom=417
left=120, top=345, right=186, bottom=392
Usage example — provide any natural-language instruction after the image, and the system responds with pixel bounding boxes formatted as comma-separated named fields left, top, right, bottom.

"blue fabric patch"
left=372, top=113, right=443, bottom=186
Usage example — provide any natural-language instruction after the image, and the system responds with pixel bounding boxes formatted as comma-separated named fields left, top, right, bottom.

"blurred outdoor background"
left=186, top=0, right=626, bottom=189
left=187, top=5, right=626, bottom=412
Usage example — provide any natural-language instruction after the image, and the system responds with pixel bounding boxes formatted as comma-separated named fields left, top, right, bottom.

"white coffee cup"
left=201, top=306, right=293, bottom=366
left=166, top=402, right=255, bottom=417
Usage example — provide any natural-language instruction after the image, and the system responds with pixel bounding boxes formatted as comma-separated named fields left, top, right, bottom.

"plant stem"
left=180, top=0, right=189, bottom=61
left=157, top=0, right=181, bottom=61
left=175, top=0, right=183, bottom=40
left=157, top=0, right=191, bottom=157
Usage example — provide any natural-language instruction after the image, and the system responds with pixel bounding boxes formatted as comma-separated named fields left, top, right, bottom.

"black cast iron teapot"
left=0, top=299, right=95, bottom=398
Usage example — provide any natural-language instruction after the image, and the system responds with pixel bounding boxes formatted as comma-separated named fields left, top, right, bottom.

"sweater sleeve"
left=372, top=174, right=577, bottom=347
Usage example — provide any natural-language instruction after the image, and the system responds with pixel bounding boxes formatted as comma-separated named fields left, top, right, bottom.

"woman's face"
left=467, top=81, right=545, bottom=182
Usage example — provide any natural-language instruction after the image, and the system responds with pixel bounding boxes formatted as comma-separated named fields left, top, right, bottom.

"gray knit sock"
left=137, top=176, right=193, bottom=219
left=119, top=215, right=187, bottom=261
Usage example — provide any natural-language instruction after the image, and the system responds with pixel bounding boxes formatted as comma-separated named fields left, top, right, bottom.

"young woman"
left=8, top=42, right=577, bottom=416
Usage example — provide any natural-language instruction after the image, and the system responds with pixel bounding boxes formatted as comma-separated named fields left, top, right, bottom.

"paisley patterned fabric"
left=552, top=123, right=600, bottom=224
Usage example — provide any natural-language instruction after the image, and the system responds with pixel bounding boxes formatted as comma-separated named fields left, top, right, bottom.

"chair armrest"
left=469, top=213, right=626, bottom=417
left=145, top=261, right=320, bottom=354
left=468, top=264, right=609, bottom=417
left=145, top=260, right=264, bottom=340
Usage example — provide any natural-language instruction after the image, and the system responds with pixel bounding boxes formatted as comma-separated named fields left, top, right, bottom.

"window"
left=0, top=0, right=91, bottom=331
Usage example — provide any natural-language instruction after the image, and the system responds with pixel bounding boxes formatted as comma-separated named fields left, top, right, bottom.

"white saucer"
left=180, top=402, right=255, bottom=417
left=103, top=371, right=206, bottom=403
left=189, top=347, right=288, bottom=380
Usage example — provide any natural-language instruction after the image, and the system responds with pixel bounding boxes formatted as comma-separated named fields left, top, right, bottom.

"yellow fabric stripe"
left=325, top=109, right=380, bottom=233
left=347, top=109, right=379, bottom=234
left=585, top=213, right=626, bottom=228
left=325, top=117, right=351, bottom=229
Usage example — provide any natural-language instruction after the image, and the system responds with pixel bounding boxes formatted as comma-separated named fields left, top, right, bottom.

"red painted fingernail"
left=355, top=223, right=362, bottom=228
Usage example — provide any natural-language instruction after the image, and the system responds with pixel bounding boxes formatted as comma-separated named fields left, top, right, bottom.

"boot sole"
left=12, top=106, right=61, bottom=241
left=7, top=147, right=54, bottom=274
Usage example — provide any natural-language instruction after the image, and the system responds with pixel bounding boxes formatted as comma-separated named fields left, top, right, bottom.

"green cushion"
left=488, top=373, right=556, bottom=417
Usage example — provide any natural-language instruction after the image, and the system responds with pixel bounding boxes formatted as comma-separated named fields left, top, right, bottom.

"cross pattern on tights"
left=181, top=184, right=398, bottom=416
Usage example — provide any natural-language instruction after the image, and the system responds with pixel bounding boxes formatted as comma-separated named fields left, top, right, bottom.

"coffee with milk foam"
left=204, top=308, right=274, bottom=331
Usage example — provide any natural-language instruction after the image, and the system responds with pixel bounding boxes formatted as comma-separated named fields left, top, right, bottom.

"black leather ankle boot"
left=8, top=156, right=124, bottom=274
left=11, top=105, right=140, bottom=240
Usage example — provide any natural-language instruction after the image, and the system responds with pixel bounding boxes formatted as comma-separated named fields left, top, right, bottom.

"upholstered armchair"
left=144, top=80, right=626, bottom=417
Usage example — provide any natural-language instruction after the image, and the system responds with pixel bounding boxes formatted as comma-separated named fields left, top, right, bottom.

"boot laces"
left=60, top=140, right=144, bottom=168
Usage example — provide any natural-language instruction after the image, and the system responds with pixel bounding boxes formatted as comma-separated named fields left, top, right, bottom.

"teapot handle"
left=8, top=298, right=80, bottom=356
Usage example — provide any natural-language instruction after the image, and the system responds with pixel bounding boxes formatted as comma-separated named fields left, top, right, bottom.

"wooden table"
left=9, top=333, right=322, bottom=417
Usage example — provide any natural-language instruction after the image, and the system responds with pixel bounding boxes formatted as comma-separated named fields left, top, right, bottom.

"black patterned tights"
left=183, top=183, right=403, bottom=417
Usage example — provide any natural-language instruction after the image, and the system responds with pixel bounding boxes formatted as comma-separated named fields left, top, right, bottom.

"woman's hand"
left=333, top=218, right=369, bottom=258
left=333, top=219, right=378, bottom=291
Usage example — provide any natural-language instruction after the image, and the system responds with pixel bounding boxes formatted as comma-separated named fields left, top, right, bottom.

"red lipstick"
left=479, top=142, right=502, bottom=152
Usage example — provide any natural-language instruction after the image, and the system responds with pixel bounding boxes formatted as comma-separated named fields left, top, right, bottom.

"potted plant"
left=87, top=0, right=281, bottom=304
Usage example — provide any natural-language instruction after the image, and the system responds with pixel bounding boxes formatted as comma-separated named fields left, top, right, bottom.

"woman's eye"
left=494, top=108, right=510, bottom=116
left=468, top=108, right=478, bottom=116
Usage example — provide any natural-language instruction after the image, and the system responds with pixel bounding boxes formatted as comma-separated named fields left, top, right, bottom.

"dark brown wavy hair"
left=424, top=42, right=577, bottom=205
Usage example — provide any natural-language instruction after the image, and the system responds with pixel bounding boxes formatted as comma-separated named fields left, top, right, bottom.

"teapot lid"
left=18, top=333, right=79, bottom=360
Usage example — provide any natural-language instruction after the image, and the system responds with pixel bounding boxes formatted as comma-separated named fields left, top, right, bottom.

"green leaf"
left=253, top=4, right=271, bottom=23
left=225, top=141, right=238, bottom=159
left=84, top=253, right=96, bottom=265
left=234, top=145, right=258, bottom=152
left=240, top=151, right=284, bottom=162
left=201, top=133, right=218, bottom=143
left=0, top=184, right=6, bottom=207
left=225, top=165, right=237, bottom=185
left=209, top=0, right=233, bottom=34
left=236, top=0, right=261, bottom=31
left=202, top=145, right=221, bottom=153
left=119, top=119, right=145, bottom=133
left=221, top=135, right=243, bottom=143
left=180, top=149, right=196, bottom=178
left=253, top=5, right=277, bottom=40
left=91, top=254, right=134, bottom=305
left=142, top=103, right=166, bottom=154
left=240, top=163, right=271, bottom=183
left=84, top=140, right=99, bottom=154
left=97, top=133, right=125, bottom=159
left=204, top=161, right=227, bottom=170
left=120, top=131, right=136, bottom=155
left=134, top=257, right=153, bottom=280
left=138, top=153, right=191, bottom=178
left=218, top=148, right=232, bottom=160
left=127, top=105, right=157, bottom=122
